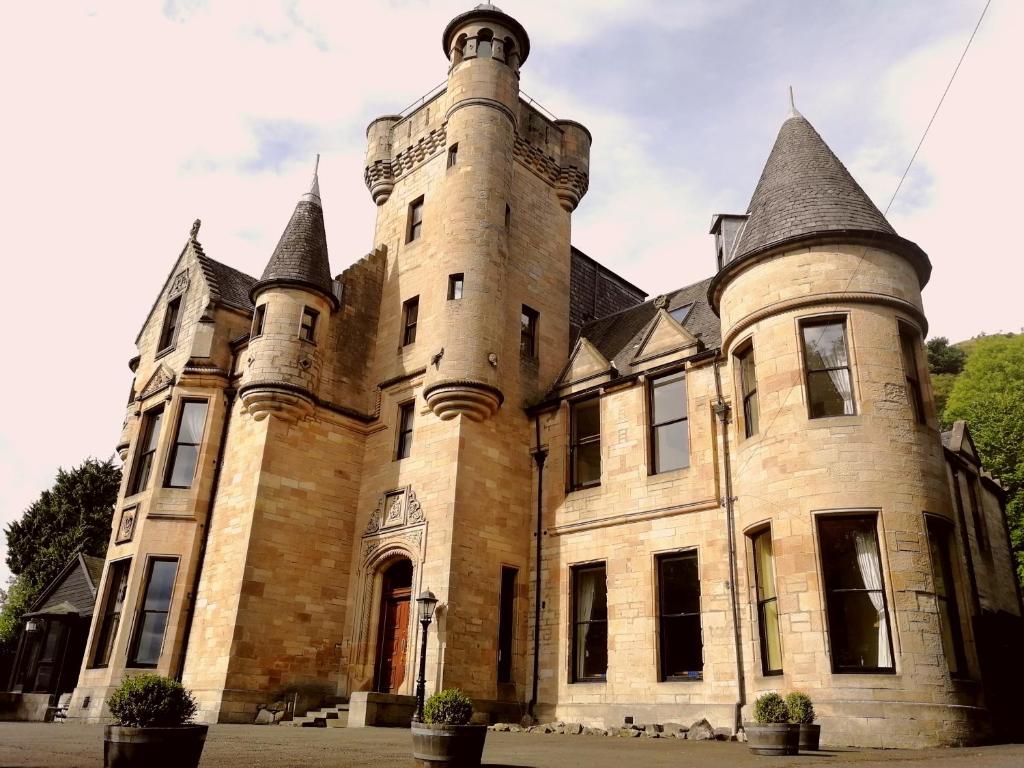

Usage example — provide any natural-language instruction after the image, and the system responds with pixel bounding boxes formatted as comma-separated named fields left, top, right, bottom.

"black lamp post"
left=414, top=589, right=439, bottom=723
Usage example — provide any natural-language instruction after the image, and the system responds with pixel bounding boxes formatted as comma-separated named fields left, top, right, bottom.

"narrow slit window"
left=402, top=296, right=419, bottom=346
left=649, top=371, right=689, bottom=473
left=252, top=304, right=266, bottom=338
left=128, top=406, right=164, bottom=495
left=570, top=397, right=601, bottom=490
left=448, top=273, right=464, bottom=301
left=91, top=559, right=131, bottom=668
left=407, top=197, right=424, bottom=243
left=447, top=144, right=458, bottom=168
left=300, top=307, right=319, bottom=343
left=751, top=528, right=783, bottom=674
left=396, top=401, right=415, bottom=460
left=898, top=322, right=926, bottom=424
left=520, top=305, right=538, bottom=358
left=801, top=318, right=855, bottom=418
left=158, top=296, right=182, bottom=352
left=497, top=566, right=517, bottom=684
left=736, top=343, right=759, bottom=438
left=571, top=563, right=607, bottom=682
left=128, top=558, right=178, bottom=667
left=505, top=204, right=511, bottom=228
left=926, top=516, right=968, bottom=677
left=658, top=551, right=703, bottom=680
left=164, top=400, right=209, bottom=489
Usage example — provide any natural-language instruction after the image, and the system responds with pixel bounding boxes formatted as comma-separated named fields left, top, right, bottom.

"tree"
left=0, top=457, right=121, bottom=652
left=944, top=335, right=1024, bottom=587
left=926, top=336, right=968, bottom=375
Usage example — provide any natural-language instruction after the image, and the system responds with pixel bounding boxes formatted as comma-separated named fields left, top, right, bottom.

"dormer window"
left=300, top=307, right=318, bottom=343
left=158, top=296, right=182, bottom=352
left=669, top=303, right=693, bottom=324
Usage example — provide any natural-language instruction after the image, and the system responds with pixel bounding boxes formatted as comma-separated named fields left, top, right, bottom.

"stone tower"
left=709, top=106, right=981, bottom=742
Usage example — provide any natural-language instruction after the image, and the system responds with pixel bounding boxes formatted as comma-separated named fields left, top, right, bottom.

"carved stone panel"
left=116, top=505, right=138, bottom=544
left=364, top=486, right=425, bottom=534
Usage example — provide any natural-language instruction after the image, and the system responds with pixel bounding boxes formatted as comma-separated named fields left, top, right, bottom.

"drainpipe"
left=176, top=351, right=238, bottom=681
left=713, top=359, right=745, bottom=736
left=529, top=415, right=548, bottom=719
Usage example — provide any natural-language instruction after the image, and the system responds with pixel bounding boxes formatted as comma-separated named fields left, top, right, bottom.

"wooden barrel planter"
left=411, top=721, right=488, bottom=767
left=798, top=723, right=821, bottom=751
left=745, top=723, right=800, bottom=756
left=104, top=724, right=208, bottom=768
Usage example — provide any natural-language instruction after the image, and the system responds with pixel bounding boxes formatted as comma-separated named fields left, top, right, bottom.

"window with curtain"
left=898, top=322, right=926, bottom=424
left=570, top=398, right=601, bottom=489
left=158, top=296, right=182, bottom=351
left=572, top=563, right=607, bottom=682
left=407, top=197, right=424, bottom=242
left=402, top=296, right=419, bottom=346
left=926, top=516, right=968, bottom=677
left=128, top=558, right=178, bottom=667
left=751, top=528, right=783, bottom=674
left=165, top=400, right=208, bottom=488
left=300, top=307, right=319, bottom=343
left=649, top=371, right=689, bottom=473
left=91, top=559, right=131, bottom=667
left=251, top=303, right=266, bottom=338
left=128, top=406, right=164, bottom=495
left=801, top=318, right=855, bottom=418
left=736, top=342, right=759, bottom=438
left=657, top=551, right=702, bottom=680
left=818, top=515, right=894, bottom=673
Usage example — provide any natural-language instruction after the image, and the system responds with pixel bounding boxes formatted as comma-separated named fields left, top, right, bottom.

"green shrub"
left=107, top=674, right=197, bottom=727
left=752, top=692, right=789, bottom=724
left=423, top=688, right=473, bottom=725
left=785, top=692, right=815, bottom=724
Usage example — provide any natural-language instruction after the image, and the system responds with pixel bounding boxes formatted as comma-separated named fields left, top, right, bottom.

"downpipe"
left=529, top=415, right=548, bottom=719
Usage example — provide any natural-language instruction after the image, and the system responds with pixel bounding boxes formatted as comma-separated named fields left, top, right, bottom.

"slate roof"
left=734, top=112, right=896, bottom=260
left=251, top=179, right=337, bottom=307
left=196, top=252, right=257, bottom=313
left=82, top=555, right=104, bottom=591
left=579, top=276, right=720, bottom=372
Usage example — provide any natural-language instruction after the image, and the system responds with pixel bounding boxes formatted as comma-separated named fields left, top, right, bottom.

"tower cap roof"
left=442, top=3, right=530, bottom=64
left=708, top=105, right=930, bottom=312
left=251, top=157, right=338, bottom=309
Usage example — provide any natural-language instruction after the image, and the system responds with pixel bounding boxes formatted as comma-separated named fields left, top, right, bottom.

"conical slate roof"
left=251, top=161, right=337, bottom=308
left=733, top=110, right=896, bottom=260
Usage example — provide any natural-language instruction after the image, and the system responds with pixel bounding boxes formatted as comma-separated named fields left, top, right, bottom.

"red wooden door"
left=377, top=595, right=410, bottom=692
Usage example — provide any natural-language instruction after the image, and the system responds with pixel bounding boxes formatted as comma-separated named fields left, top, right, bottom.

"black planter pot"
left=798, top=723, right=821, bottom=751
left=104, top=724, right=208, bottom=768
left=744, top=722, right=800, bottom=756
left=411, top=721, right=488, bottom=767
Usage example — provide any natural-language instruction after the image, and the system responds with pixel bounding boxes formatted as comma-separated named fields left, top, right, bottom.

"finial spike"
left=786, top=85, right=802, bottom=121
left=303, top=154, right=322, bottom=205
left=190, top=219, right=201, bottom=241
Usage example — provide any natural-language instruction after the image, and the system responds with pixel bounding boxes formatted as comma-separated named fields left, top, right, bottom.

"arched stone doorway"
left=373, top=558, right=413, bottom=693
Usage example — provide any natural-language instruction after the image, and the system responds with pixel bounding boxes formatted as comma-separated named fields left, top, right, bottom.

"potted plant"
left=786, top=691, right=820, bottom=751
left=745, top=692, right=799, bottom=756
left=411, top=688, right=487, bottom=767
left=103, top=674, right=207, bottom=768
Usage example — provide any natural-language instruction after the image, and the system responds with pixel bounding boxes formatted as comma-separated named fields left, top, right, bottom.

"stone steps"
left=283, top=703, right=349, bottom=728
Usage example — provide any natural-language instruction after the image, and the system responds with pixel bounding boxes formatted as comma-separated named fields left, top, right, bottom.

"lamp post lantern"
left=414, top=589, right=439, bottom=722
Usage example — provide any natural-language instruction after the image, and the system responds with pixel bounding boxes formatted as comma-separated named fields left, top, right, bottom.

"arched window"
left=504, top=37, right=519, bottom=70
left=477, top=28, right=493, bottom=59
left=451, top=34, right=467, bottom=67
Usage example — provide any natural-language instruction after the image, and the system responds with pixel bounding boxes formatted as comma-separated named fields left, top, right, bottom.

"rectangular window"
left=164, top=400, right=209, bottom=489
left=92, top=559, right=131, bottom=667
left=505, top=204, right=511, bottom=228
left=407, top=197, right=424, bottom=242
left=497, top=566, right=517, bottom=684
left=801, top=318, right=855, bottom=418
left=736, top=343, right=760, bottom=438
left=448, top=273, right=464, bottom=301
left=570, top=398, right=601, bottom=490
left=966, top=477, right=989, bottom=554
left=571, top=563, right=607, bottom=682
left=447, top=144, right=458, bottom=168
left=818, top=514, right=894, bottom=673
left=252, top=304, right=266, bottom=338
left=300, top=307, right=318, bottom=343
left=520, top=305, right=538, bottom=358
left=657, top=551, right=703, bottom=680
left=649, top=371, right=689, bottom=473
left=751, top=529, right=783, bottom=674
left=402, top=296, right=419, bottom=346
left=158, top=296, right=182, bottom=352
left=128, top=558, right=178, bottom=667
left=128, top=406, right=164, bottom=495
left=926, top=516, right=967, bottom=677
left=396, top=401, right=415, bottom=460
left=899, top=323, right=926, bottom=424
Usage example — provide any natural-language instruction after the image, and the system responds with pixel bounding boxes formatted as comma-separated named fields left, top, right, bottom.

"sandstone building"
left=68, top=3, right=1023, bottom=747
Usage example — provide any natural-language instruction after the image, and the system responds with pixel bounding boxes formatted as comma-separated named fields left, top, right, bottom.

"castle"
left=67, top=3, right=1023, bottom=748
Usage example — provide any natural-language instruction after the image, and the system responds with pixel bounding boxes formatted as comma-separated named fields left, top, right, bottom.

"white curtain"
left=179, top=402, right=208, bottom=443
left=576, top=573, right=597, bottom=672
left=818, top=340, right=855, bottom=415
left=854, top=531, right=892, bottom=668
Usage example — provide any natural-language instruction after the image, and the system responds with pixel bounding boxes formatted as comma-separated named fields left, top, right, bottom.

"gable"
left=134, top=230, right=214, bottom=347
left=138, top=364, right=176, bottom=401
left=632, top=309, right=700, bottom=365
left=557, top=337, right=612, bottom=388
left=30, top=556, right=98, bottom=617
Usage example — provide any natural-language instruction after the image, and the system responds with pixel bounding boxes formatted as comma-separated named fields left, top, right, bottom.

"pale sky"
left=1, top=0, right=1021, bottom=585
